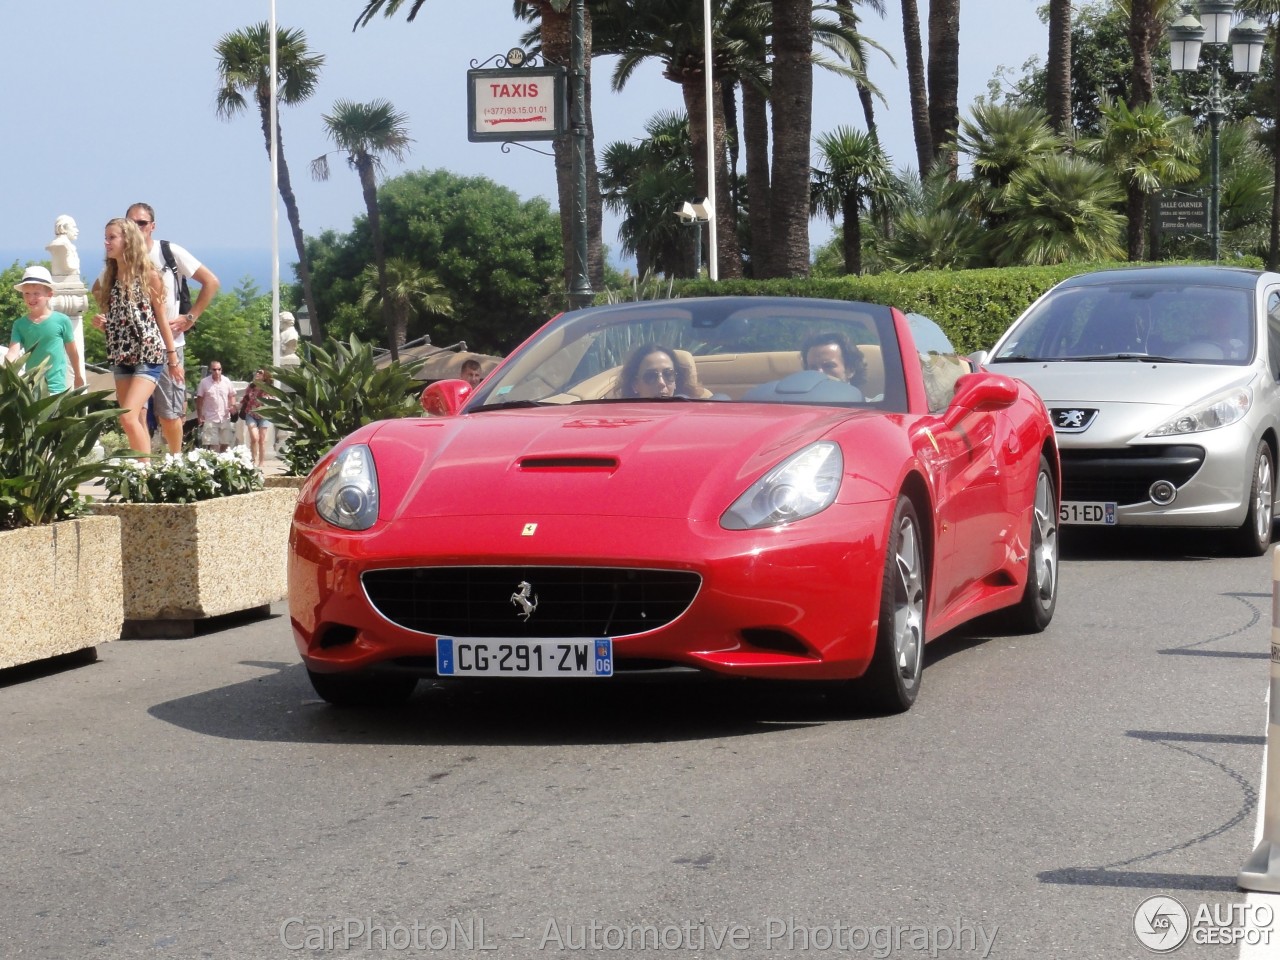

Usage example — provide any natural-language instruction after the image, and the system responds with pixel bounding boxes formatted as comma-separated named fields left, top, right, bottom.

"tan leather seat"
left=672, top=349, right=713, bottom=398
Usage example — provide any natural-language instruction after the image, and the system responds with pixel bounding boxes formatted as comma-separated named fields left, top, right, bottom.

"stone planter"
left=0, top=516, right=123, bottom=669
left=90, top=488, right=297, bottom=638
left=264, top=475, right=307, bottom=492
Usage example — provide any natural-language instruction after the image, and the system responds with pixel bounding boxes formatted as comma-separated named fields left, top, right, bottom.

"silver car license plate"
left=436, top=638, right=613, bottom=677
left=1059, top=501, right=1117, bottom=525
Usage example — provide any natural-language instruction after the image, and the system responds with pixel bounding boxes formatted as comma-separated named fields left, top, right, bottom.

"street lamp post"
left=675, top=199, right=713, bottom=278
left=1167, top=2, right=1265, bottom=261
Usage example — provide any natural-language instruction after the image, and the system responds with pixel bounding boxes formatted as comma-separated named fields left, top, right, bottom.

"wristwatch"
left=186, top=313, right=196, bottom=325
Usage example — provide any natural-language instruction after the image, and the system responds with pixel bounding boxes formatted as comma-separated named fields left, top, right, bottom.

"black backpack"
left=159, top=239, right=192, bottom=315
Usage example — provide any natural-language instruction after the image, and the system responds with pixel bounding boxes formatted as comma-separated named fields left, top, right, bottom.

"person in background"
left=126, top=202, right=221, bottom=454
left=4, top=265, right=83, bottom=394
left=90, top=218, right=182, bottom=455
left=194, top=360, right=237, bottom=452
left=238, top=367, right=271, bottom=467
left=461, top=357, right=484, bottom=388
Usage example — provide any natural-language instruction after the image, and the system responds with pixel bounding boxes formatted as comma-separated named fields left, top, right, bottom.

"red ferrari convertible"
left=288, top=297, right=1060, bottom=713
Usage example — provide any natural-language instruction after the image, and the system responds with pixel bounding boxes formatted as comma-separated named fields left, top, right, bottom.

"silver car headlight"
left=1146, top=386, right=1252, bottom=437
left=315, top=444, right=380, bottom=530
left=721, top=442, right=843, bottom=530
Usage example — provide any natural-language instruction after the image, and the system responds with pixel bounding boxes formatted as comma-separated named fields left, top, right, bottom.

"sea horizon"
left=1, top=247, right=293, bottom=297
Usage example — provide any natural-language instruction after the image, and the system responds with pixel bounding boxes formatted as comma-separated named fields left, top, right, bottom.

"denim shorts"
left=243, top=413, right=269, bottom=429
left=112, top=362, right=165, bottom=385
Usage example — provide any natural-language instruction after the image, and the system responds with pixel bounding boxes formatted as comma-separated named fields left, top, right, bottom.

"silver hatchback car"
left=977, top=265, right=1280, bottom=555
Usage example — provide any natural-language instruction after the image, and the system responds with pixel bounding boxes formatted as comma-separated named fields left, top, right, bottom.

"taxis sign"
left=467, top=67, right=566, bottom=142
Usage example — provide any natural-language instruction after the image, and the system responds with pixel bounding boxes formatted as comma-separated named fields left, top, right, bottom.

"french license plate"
left=436, top=638, right=613, bottom=677
left=1059, top=501, right=1117, bottom=525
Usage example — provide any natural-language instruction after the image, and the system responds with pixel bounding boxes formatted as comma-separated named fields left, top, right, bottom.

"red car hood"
left=365, top=404, right=876, bottom=523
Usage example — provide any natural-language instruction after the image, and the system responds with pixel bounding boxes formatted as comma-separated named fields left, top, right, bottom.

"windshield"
left=992, top=282, right=1254, bottom=365
left=469, top=298, right=913, bottom=412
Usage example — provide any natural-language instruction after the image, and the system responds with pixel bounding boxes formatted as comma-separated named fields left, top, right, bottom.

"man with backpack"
left=126, top=202, right=221, bottom=453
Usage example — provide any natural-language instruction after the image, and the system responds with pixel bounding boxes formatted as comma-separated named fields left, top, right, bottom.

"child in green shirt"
left=4, top=265, right=82, bottom=393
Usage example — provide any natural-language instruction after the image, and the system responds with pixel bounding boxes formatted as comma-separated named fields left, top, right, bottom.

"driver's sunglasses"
left=131, top=219, right=152, bottom=228
left=642, top=368, right=677, bottom=385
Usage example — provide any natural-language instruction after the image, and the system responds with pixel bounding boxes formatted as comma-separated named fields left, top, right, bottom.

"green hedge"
left=666, top=258, right=1262, bottom=353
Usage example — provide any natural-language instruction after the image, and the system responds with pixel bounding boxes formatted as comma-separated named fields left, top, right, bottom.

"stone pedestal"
left=51, top=280, right=89, bottom=386
left=0, top=516, right=123, bottom=669
left=47, top=214, right=89, bottom=386
left=90, top=488, right=296, bottom=638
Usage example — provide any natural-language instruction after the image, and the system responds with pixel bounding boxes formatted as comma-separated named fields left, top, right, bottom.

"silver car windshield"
left=992, top=283, right=1254, bottom=365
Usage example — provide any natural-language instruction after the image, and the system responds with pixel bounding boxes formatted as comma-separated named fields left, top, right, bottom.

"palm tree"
left=990, top=155, right=1126, bottom=265
left=1239, top=1, right=1280, bottom=268
left=312, top=100, right=413, bottom=359
left=606, top=0, right=749, bottom=279
left=357, top=0, right=607, bottom=293
left=899, top=0, right=932, bottom=173
left=872, top=165, right=984, bottom=272
left=358, top=258, right=453, bottom=349
left=1077, top=96, right=1199, bottom=260
left=770, top=0, right=815, bottom=276
left=1046, top=0, right=1073, bottom=133
left=215, top=22, right=325, bottom=340
left=599, top=111, right=696, bottom=276
left=954, top=103, right=1067, bottom=194
left=831, top=0, right=891, bottom=141
left=811, top=126, right=892, bottom=274
left=927, top=0, right=960, bottom=170
left=1124, top=0, right=1164, bottom=108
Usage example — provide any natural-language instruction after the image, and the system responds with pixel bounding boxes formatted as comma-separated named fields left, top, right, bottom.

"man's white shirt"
left=145, top=240, right=202, bottom=347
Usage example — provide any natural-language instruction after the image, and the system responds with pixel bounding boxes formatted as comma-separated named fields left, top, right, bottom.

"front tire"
left=850, top=496, right=926, bottom=714
left=306, top=668, right=417, bottom=708
left=1230, top=441, right=1274, bottom=557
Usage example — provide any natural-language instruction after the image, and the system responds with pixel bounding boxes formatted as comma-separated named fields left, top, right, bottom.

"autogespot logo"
left=1134, top=895, right=1190, bottom=953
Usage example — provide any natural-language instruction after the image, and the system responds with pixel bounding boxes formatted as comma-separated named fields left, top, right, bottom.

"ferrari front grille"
left=361, top=566, right=702, bottom=639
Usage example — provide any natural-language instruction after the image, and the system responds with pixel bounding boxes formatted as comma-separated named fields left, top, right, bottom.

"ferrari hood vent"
left=518, top=456, right=619, bottom=470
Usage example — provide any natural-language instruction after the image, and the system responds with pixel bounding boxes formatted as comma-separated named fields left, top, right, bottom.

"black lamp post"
left=1167, top=2, right=1266, bottom=261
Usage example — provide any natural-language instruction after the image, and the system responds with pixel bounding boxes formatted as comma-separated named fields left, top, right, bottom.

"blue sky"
left=0, top=0, right=1047, bottom=281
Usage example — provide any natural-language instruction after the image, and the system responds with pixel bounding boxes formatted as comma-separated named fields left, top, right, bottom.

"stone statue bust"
left=46, top=215, right=80, bottom=278
left=279, top=311, right=299, bottom=357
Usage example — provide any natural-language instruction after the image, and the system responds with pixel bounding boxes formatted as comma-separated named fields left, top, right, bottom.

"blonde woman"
left=90, top=218, right=182, bottom=455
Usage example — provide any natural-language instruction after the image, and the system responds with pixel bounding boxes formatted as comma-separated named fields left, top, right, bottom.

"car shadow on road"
left=146, top=659, right=908, bottom=747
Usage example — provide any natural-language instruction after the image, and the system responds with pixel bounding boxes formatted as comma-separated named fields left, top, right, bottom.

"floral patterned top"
left=240, top=382, right=267, bottom=416
left=105, top=276, right=165, bottom=366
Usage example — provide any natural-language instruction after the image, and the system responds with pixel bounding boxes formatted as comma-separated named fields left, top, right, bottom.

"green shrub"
left=672, top=259, right=1259, bottom=353
left=0, top=361, right=121, bottom=530
left=257, top=335, right=428, bottom=477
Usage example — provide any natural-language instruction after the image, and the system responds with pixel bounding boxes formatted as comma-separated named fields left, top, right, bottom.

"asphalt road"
left=2, top=528, right=1279, bottom=959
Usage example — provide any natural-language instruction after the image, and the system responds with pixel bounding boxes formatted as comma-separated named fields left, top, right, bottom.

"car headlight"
left=315, top=444, right=380, bottom=530
left=721, top=442, right=843, bottom=530
left=1146, top=386, right=1252, bottom=437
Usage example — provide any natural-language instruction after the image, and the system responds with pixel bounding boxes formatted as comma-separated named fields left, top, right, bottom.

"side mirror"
left=421, top=379, right=471, bottom=417
left=967, top=349, right=989, bottom=369
left=943, top=373, right=1019, bottom=427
